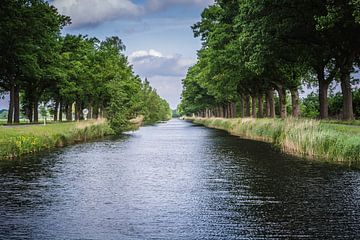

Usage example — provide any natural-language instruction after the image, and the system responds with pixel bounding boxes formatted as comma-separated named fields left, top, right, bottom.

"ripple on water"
left=0, top=119, right=359, bottom=239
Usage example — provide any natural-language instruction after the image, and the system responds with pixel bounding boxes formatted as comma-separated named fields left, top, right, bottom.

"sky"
left=0, top=0, right=213, bottom=109
left=53, top=0, right=214, bottom=109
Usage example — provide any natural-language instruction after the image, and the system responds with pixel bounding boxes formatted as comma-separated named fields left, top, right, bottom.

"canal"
left=0, top=119, right=359, bottom=239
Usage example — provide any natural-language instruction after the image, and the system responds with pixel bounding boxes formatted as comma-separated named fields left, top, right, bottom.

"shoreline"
left=187, top=117, right=360, bottom=167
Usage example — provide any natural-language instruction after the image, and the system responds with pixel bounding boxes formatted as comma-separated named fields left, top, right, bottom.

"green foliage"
left=180, top=0, right=360, bottom=120
left=0, top=110, right=8, bottom=119
left=172, top=109, right=179, bottom=118
left=106, top=75, right=142, bottom=133
left=353, top=88, right=360, bottom=118
left=139, top=80, right=172, bottom=124
left=301, top=93, right=320, bottom=118
left=39, top=104, right=48, bottom=118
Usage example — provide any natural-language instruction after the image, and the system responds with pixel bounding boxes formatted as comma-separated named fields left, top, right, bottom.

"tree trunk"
left=240, top=97, right=245, bottom=118
left=258, top=95, right=263, bottom=118
left=66, top=103, right=72, bottom=121
left=266, top=97, right=270, bottom=117
left=245, top=95, right=251, bottom=117
left=28, top=103, right=33, bottom=123
left=89, top=106, right=93, bottom=119
left=59, top=102, right=63, bottom=122
left=78, top=103, right=82, bottom=120
left=290, top=88, right=300, bottom=118
left=229, top=103, right=233, bottom=118
left=266, top=89, right=275, bottom=118
left=54, top=101, right=59, bottom=122
left=93, top=105, right=98, bottom=119
left=318, top=70, right=329, bottom=119
left=74, top=102, right=82, bottom=121
left=75, top=103, right=79, bottom=121
left=7, top=84, right=14, bottom=124
left=232, top=102, right=237, bottom=118
left=277, top=86, right=287, bottom=119
left=33, top=100, right=39, bottom=123
left=99, top=106, right=103, bottom=119
left=13, top=85, right=20, bottom=124
left=340, top=69, right=354, bottom=120
left=251, top=95, right=257, bottom=118
left=227, top=103, right=231, bottom=118
left=226, top=103, right=229, bottom=118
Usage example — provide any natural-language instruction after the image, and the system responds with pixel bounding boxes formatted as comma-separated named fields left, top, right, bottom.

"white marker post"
left=40, top=103, right=48, bottom=125
left=83, top=108, right=89, bottom=121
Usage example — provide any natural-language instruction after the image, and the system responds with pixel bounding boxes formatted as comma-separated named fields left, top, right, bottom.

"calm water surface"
left=0, top=119, right=359, bottom=239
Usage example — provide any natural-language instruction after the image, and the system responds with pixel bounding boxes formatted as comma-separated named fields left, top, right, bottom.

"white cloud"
left=52, top=0, right=144, bottom=28
left=129, top=49, right=196, bottom=108
left=52, top=0, right=213, bottom=28
left=145, top=0, right=213, bottom=11
left=129, top=49, right=195, bottom=77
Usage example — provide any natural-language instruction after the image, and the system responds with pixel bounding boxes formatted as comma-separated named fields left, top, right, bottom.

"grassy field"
left=0, top=119, right=114, bottom=160
left=322, top=119, right=360, bottom=126
left=189, top=117, right=360, bottom=166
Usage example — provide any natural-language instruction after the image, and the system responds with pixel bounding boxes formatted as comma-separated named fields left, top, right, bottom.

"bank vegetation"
left=190, top=117, right=360, bottom=166
left=0, top=119, right=114, bottom=160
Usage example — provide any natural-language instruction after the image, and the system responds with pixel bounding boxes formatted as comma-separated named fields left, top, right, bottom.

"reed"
left=0, top=119, right=114, bottom=160
left=189, top=117, right=360, bottom=166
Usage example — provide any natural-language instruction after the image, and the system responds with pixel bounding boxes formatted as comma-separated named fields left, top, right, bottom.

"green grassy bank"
left=0, top=119, right=114, bottom=160
left=189, top=117, right=360, bottom=166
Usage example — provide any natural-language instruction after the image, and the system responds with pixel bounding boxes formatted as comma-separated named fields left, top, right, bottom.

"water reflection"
left=0, top=119, right=359, bottom=239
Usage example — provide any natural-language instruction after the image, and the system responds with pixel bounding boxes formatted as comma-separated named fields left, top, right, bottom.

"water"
left=0, top=119, right=359, bottom=239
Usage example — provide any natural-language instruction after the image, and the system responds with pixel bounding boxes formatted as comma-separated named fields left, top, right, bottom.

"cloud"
left=52, top=0, right=144, bottom=28
left=145, top=0, right=213, bottom=11
left=129, top=49, right=196, bottom=77
left=129, top=49, right=196, bottom=108
left=52, top=0, right=213, bottom=28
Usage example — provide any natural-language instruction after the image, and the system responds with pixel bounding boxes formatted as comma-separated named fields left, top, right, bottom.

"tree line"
left=179, top=0, right=360, bottom=120
left=0, top=0, right=171, bottom=131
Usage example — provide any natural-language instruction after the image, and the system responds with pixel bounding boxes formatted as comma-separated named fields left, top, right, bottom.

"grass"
left=0, top=119, right=114, bottom=160
left=322, top=119, right=360, bottom=126
left=189, top=117, right=360, bottom=166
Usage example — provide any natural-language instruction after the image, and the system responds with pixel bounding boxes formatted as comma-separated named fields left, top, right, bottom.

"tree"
left=0, top=0, right=69, bottom=124
left=316, top=0, right=360, bottom=120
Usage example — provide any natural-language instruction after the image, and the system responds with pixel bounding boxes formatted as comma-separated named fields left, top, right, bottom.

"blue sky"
left=0, top=0, right=213, bottom=109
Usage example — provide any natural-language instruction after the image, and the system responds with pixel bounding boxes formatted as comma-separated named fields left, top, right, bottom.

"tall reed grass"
left=0, top=119, right=114, bottom=160
left=190, top=117, right=360, bottom=166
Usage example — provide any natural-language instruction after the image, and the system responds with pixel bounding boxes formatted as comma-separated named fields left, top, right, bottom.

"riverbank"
left=0, top=119, right=114, bottom=160
left=188, top=117, right=360, bottom=166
